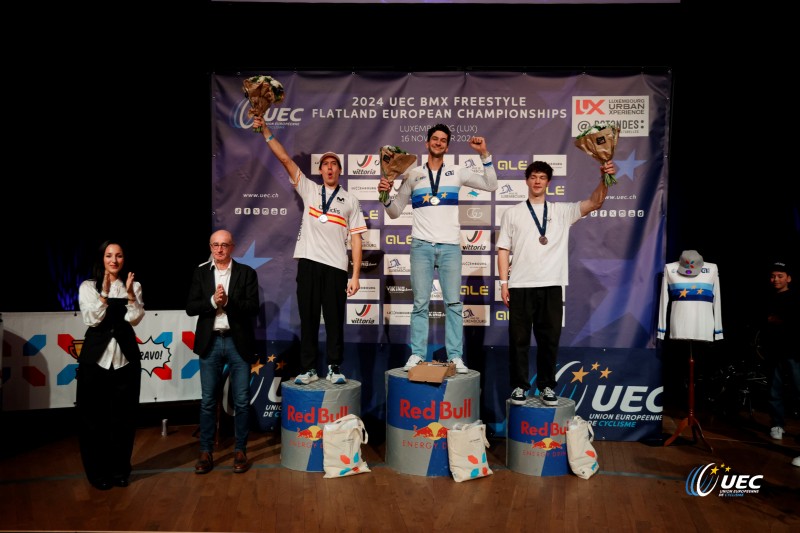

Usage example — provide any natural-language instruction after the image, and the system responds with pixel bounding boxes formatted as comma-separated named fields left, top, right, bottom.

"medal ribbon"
left=321, top=184, right=341, bottom=215
left=526, top=200, right=547, bottom=239
left=427, top=164, right=442, bottom=200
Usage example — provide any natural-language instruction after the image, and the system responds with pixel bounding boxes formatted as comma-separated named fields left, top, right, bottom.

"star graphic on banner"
left=600, top=368, right=612, bottom=379
left=234, top=241, right=271, bottom=270
left=267, top=354, right=276, bottom=363
left=613, top=150, right=647, bottom=182
left=571, top=366, right=590, bottom=383
left=572, top=226, right=663, bottom=345
left=711, top=465, right=719, bottom=475
left=250, top=361, right=264, bottom=375
left=276, top=361, right=287, bottom=370
left=591, top=362, right=600, bottom=370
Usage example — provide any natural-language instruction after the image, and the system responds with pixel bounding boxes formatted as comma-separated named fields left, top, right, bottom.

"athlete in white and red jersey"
left=253, top=116, right=366, bottom=386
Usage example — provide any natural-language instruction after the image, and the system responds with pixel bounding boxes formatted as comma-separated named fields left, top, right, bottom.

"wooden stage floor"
left=1, top=401, right=798, bottom=533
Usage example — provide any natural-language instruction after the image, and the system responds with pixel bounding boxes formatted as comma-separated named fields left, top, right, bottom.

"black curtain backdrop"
left=6, top=2, right=797, bottom=376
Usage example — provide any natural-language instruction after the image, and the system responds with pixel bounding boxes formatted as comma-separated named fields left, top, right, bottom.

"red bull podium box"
left=280, top=379, right=362, bottom=472
left=385, top=368, right=480, bottom=477
left=506, top=396, right=575, bottom=476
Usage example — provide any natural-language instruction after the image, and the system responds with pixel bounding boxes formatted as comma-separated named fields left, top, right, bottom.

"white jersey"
left=293, top=172, right=367, bottom=272
left=496, top=200, right=583, bottom=287
left=385, top=156, right=497, bottom=244
left=657, top=261, right=723, bottom=342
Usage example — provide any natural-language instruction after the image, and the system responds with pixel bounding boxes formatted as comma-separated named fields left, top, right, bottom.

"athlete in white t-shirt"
left=253, top=116, right=367, bottom=386
left=497, top=159, right=615, bottom=407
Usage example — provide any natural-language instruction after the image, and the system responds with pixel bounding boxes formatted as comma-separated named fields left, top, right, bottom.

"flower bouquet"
left=379, top=145, right=417, bottom=203
left=574, top=123, right=619, bottom=186
left=242, top=75, right=286, bottom=132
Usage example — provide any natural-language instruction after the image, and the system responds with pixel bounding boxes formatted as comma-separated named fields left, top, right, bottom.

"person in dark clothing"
left=76, top=239, right=145, bottom=490
left=186, top=229, right=260, bottom=474
left=761, top=261, right=799, bottom=448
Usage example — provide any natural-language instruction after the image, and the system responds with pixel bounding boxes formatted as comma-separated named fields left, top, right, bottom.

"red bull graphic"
left=280, top=379, right=361, bottom=472
left=385, top=369, right=480, bottom=477
left=507, top=397, right=575, bottom=476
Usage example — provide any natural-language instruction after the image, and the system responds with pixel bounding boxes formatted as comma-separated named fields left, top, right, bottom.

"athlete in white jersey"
left=379, top=123, right=497, bottom=374
left=497, top=159, right=615, bottom=407
left=253, top=116, right=367, bottom=386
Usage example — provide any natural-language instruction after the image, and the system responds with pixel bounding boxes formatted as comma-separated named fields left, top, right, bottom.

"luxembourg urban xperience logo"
left=685, top=462, right=763, bottom=498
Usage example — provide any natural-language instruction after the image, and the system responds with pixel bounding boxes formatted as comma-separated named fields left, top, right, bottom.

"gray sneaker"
left=294, top=369, right=318, bottom=385
left=326, top=364, right=346, bottom=384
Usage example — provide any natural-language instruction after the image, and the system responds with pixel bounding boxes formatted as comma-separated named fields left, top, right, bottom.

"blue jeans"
left=767, top=356, right=800, bottom=428
left=410, top=238, right=463, bottom=360
left=199, top=336, right=251, bottom=453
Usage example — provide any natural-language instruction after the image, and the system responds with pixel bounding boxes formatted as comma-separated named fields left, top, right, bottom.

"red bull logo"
left=285, top=405, right=348, bottom=424
left=519, top=420, right=567, bottom=437
left=530, top=437, right=563, bottom=451
left=296, top=425, right=323, bottom=441
left=399, top=398, right=472, bottom=420
left=412, top=422, right=448, bottom=441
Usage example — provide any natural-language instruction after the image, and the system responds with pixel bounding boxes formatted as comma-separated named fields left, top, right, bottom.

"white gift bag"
left=565, top=416, right=599, bottom=480
left=446, top=420, right=493, bottom=482
left=322, top=414, right=371, bottom=478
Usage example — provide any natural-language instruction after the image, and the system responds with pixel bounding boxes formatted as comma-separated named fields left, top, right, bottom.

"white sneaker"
left=450, top=357, right=468, bottom=374
left=326, top=364, right=346, bottom=384
left=769, top=426, right=785, bottom=440
left=792, top=456, right=800, bottom=467
left=294, top=369, right=318, bottom=385
left=403, top=354, right=423, bottom=371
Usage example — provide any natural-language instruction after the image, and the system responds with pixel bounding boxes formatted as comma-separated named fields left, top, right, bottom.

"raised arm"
left=579, top=161, right=616, bottom=216
left=253, top=116, right=301, bottom=184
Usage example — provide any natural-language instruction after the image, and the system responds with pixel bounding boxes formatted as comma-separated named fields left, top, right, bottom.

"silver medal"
left=430, top=196, right=440, bottom=206
left=319, top=214, right=328, bottom=223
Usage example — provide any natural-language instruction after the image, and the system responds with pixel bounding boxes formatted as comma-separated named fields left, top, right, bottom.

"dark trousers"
left=296, top=258, right=347, bottom=371
left=508, top=286, right=563, bottom=391
left=76, top=361, right=141, bottom=484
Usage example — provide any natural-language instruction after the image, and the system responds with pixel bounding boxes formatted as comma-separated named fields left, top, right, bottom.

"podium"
left=280, top=378, right=362, bottom=472
left=506, top=395, right=574, bottom=476
left=384, top=368, right=480, bottom=477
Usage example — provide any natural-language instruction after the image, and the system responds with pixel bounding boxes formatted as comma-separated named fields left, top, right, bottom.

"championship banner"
left=211, top=70, right=671, bottom=440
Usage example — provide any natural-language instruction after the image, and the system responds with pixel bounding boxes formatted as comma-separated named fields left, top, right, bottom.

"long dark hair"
left=92, top=239, right=129, bottom=294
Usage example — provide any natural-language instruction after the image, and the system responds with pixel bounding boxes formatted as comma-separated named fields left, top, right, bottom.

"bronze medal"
left=539, top=235, right=548, bottom=245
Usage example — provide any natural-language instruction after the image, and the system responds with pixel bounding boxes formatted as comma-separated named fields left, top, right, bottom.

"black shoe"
left=195, top=452, right=214, bottom=474
left=510, top=387, right=527, bottom=405
left=540, top=387, right=558, bottom=407
left=90, top=479, right=112, bottom=491
left=112, top=476, right=130, bottom=487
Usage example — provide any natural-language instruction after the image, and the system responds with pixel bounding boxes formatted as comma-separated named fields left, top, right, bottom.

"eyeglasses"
left=210, top=243, right=232, bottom=249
